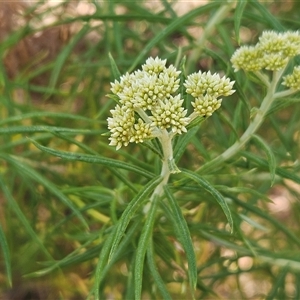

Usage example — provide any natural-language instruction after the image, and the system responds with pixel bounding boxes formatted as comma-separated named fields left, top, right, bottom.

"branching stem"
left=197, top=69, right=285, bottom=174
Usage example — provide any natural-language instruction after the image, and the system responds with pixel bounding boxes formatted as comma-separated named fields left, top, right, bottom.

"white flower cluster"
left=108, top=57, right=235, bottom=150
left=184, top=71, right=235, bottom=117
left=231, top=31, right=300, bottom=72
left=282, top=66, right=300, bottom=91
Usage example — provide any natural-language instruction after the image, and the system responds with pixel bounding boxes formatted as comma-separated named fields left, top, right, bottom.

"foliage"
left=1, top=1, right=300, bottom=299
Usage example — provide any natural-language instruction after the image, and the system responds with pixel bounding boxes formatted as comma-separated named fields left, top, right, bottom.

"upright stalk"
left=197, top=69, right=283, bottom=174
left=143, top=130, right=178, bottom=213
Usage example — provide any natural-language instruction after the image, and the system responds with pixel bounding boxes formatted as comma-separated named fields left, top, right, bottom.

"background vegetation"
left=1, top=0, right=300, bottom=299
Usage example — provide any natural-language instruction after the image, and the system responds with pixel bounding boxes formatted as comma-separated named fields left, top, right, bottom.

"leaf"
left=0, top=173, right=53, bottom=260
left=0, top=223, right=12, bottom=287
left=174, top=125, right=201, bottom=163
left=267, top=97, right=300, bottom=116
left=234, top=0, right=247, bottom=44
left=48, top=24, right=90, bottom=93
left=242, top=151, right=300, bottom=184
left=251, top=134, right=276, bottom=186
left=109, top=176, right=162, bottom=261
left=134, top=196, right=158, bottom=300
left=31, top=140, right=155, bottom=179
left=108, top=52, right=121, bottom=79
left=265, top=267, right=288, bottom=300
left=0, top=112, right=94, bottom=126
left=164, top=185, right=197, bottom=293
left=128, top=2, right=221, bottom=72
left=249, top=0, right=285, bottom=30
left=0, top=153, right=88, bottom=229
left=147, top=239, right=172, bottom=300
left=181, top=169, right=234, bottom=232
left=0, top=125, right=95, bottom=135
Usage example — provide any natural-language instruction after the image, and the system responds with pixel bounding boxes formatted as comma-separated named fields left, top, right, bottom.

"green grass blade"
left=267, top=97, right=300, bottom=116
left=93, top=226, right=115, bottom=300
left=265, top=267, right=288, bottom=300
left=230, top=195, right=300, bottom=246
left=234, top=0, right=247, bottom=44
left=181, top=169, right=234, bottom=232
left=249, top=0, right=285, bottom=30
left=0, top=223, right=12, bottom=287
left=0, top=125, right=97, bottom=135
left=0, top=112, right=95, bottom=126
left=134, top=196, right=158, bottom=300
left=174, top=125, right=202, bottom=163
left=108, top=52, right=121, bottom=79
left=164, top=185, right=197, bottom=293
left=242, top=151, right=300, bottom=184
left=92, top=221, right=140, bottom=300
left=251, top=134, right=276, bottom=186
left=109, top=176, right=162, bottom=261
left=48, top=24, right=90, bottom=93
left=31, top=140, right=155, bottom=179
left=0, top=173, right=53, bottom=260
left=147, top=239, right=172, bottom=300
left=1, top=153, right=88, bottom=229
left=128, top=2, right=220, bottom=72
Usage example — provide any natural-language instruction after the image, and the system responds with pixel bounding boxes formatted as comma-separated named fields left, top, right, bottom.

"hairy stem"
left=197, top=69, right=284, bottom=174
left=143, top=130, right=178, bottom=213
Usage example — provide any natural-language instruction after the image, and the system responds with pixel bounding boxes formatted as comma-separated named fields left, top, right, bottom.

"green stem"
left=197, top=69, right=283, bottom=174
left=143, top=130, right=179, bottom=213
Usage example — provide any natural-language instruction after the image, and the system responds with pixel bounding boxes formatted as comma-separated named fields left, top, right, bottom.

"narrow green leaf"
left=164, top=185, right=197, bottom=292
left=242, top=151, right=300, bottom=184
left=31, top=140, right=155, bottom=179
left=239, top=213, right=268, bottom=232
left=0, top=153, right=88, bottom=229
left=147, top=239, right=172, bottom=300
left=0, top=173, right=53, bottom=260
left=234, top=0, right=247, bottom=44
left=266, top=267, right=288, bottom=300
left=128, top=2, right=220, bottom=72
left=267, top=97, right=300, bottom=116
left=108, top=52, right=121, bottom=79
left=174, top=125, right=201, bottom=163
left=48, top=24, right=90, bottom=92
left=109, top=176, right=162, bottom=261
left=251, top=134, right=276, bottom=186
left=0, top=223, right=12, bottom=287
left=93, top=226, right=116, bottom=300
left=181, top=169, right=234, bottom=232
left=0, top=112, right=95, bottom=126
left=0, top=125, right=96, bottom=135
left=86, top=221, right=141, bottom=298
left=249, top=0, right=285, bottom=30
left=135, top=196, right=158, bottom=300
left=230, top=195, right=300, bottom=247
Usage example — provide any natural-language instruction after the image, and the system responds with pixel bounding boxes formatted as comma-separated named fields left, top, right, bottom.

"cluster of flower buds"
left=108, top=57, right=235, bottom=150
left=231, top=30, right=300, bottom=72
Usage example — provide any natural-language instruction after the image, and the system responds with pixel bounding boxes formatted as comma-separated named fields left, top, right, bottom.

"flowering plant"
left=98, top=30, right=300, bottom=298
left=107, top=57, right=235, bottom=211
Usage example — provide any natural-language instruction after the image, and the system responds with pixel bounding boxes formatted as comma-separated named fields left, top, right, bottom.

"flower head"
left=150, top=95, right=189, bottom=134
left=191, top=94, right=222, bottom=117
left=107, top=57, right=235, bottom=149
left=231, top=30, right=300, bottom=72
left=282, top=66, right=300, bottom=90
left=231, top=45, right=264, bottom=72
left=184, top=71, right=235, bottom=117
left=107, top=105, right=136, bottom=150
